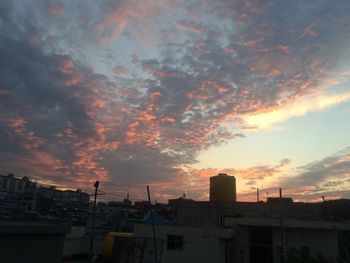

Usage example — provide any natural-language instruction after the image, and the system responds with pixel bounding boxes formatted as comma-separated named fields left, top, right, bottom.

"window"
left=167, top=235, right=183, bottom=250
left=300, top=246, right=310, bottom=258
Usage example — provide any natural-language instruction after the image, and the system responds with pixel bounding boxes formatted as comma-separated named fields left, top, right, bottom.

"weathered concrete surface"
left=0, top=221, right=70, bottom=263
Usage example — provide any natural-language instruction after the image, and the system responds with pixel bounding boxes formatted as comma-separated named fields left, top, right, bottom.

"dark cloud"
left=285, top=147, right=350, bottom=187
left=0, top=2, right=118, bottom=186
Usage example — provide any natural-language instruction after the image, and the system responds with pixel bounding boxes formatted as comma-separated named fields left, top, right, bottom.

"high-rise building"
left=209, top=173, right=236, bottom=202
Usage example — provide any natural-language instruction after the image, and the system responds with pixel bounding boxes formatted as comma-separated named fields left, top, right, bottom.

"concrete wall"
left=272, top=228, right=338, bottom=263
left=0, top=222, right=70, bottom=263
left=176, top=202, right=324, bottom=227
left=223, top=217, right=343, bottom=263
left=134, top=224, right=235, bottom=263
left=224, top=225, right=339, bottom=263
left=63, top=226, right=86, bottom=256
left=230, top=226, right=250, bottom=263
left=63, top=226, right=103, bottom=257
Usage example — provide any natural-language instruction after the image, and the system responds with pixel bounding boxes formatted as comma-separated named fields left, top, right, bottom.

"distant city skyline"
left=0, top=0, right=349, bottom=202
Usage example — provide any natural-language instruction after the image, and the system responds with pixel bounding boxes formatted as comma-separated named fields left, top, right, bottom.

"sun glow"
left=244, top=92, right=350, bottom=130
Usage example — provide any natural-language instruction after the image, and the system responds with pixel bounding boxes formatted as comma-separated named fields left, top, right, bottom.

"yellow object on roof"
left=101, top=232, right=134, bottom=263
left=105, top=232, right=134, bottom=238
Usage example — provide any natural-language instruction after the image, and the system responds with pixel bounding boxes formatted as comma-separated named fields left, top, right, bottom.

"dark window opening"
left=167, top=234, right=183, bottom=250
left=249, top=227, right=273, bottom=263
left=300, top=246, right=310, bottom=258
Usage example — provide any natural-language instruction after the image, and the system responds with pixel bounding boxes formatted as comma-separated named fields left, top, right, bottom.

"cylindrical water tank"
left=209, top=173, right=236, bottom=202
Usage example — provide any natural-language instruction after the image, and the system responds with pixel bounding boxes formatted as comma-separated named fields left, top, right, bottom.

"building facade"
left=0, top=173, right=89, bottom=219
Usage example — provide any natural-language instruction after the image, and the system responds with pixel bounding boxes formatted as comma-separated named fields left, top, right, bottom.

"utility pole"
left=147, top=185, right=158, bottom=263
left=89, top=181, right=99, bottom=262
left=279, top=188, right=287, bottom=263
left=257, top=188, right=260, bottom=202
left=322, top=196, right=335, bottom=226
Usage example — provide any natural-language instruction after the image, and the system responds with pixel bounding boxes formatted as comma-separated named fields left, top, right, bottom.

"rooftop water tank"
left=209, top=173, right=236, bottom=202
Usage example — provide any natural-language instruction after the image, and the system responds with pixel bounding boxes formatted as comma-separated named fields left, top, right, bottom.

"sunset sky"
left=0, top=0, right=349, bottom=202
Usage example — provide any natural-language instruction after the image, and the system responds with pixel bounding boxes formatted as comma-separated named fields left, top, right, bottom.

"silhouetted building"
left=0, top=173, right=89, bottom=220
left=0, top=174, right=34, bottom=194
left=267, top=196, right=293, bottom=204
left=0, top=174, right=38, bottom=215
left=168, top=196, right=195, bottom=206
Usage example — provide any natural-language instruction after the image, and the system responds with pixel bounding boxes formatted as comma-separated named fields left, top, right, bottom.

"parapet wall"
left=176, top=201, right=324, bottom=227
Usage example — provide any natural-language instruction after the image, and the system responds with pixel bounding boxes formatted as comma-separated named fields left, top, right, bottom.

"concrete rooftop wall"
left=0, top=222, right=70, bottom=263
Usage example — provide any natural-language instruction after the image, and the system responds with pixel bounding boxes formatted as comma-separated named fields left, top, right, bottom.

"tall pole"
left=147, top=185, right=158, bottom=263
left=322, top=196, right=335, bottom=226
left=89, top=181, right=99, bottom=262
left=279, top=188, right=287, bottom=263
left=257, top=188, right=260, bottom=202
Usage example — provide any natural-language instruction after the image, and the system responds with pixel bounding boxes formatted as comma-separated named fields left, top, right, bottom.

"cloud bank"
left=0, top=0, right=349, bottom=201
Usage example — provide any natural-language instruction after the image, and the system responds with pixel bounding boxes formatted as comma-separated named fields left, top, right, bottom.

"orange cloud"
left=65, top=72, right=84, bottom=86
left=176, top=22, right=203, bottom=34
left=92, top=0, right=171, bottom=44
left=31, top=150, right=62, bottom=168
left=299, top=23, right=318, bottom=38
left=46, top=1, right=64, bottom=16
left=23, top=132, right=45, bottom=150
left=277, top=44, right=291, bottom=53
left=6, top=116, right=26, bottom=130
left=112, top=66, right=128, bottom=76
left=58, top=58, right=75, bottom=74
left=0, top=89, right=9, bottom=96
